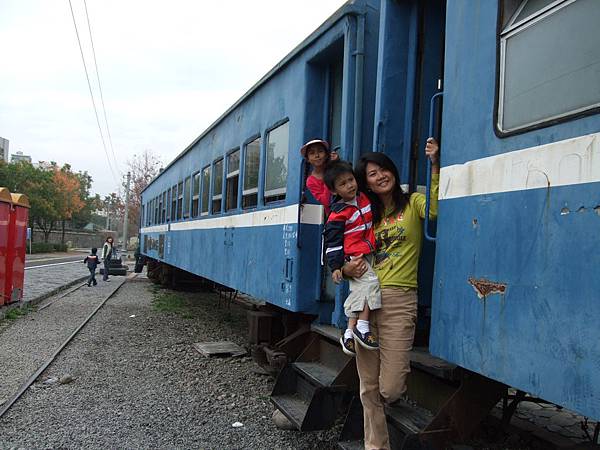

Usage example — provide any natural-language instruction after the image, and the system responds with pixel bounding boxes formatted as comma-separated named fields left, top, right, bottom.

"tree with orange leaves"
left=53, top=164, right=85, bottom=244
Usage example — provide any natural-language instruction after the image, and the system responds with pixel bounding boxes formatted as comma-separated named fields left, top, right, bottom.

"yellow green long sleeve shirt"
left=373, top=173, right=439, bottom=289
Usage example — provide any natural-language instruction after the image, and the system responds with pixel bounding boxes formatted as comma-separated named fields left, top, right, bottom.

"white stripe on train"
left=440, top=132, right=600, bottom=200
left=140, top=203, right=324, bottom=233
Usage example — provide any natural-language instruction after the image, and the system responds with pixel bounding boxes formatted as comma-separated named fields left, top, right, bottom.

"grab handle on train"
left=425, top=91, right=443, bottom=242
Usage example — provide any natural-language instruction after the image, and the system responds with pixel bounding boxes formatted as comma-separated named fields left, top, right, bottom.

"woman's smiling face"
left=365, top=162, right=396, bottom=196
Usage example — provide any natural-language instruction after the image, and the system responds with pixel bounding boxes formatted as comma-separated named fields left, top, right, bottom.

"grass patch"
left=2, top=304, right=35, bottom=322
left=151, top=290, right=193, bottom=318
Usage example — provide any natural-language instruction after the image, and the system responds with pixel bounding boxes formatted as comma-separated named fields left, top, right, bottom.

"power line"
left=67, top=0, right=118, bottom=184
left=83, top=0, right=121, bottom=176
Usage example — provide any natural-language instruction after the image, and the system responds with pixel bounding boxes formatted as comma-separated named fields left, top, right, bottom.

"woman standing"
left=343, top=139, right=439, bottom=450
left=101, top=236, right=114, bottom=282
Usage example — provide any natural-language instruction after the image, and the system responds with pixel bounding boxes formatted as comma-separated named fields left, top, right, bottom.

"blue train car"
left=139, top=0, right=600, bottom=445
left=140, top=0, right=381, bottom=327
left=430, top=0, right=600, bottom=422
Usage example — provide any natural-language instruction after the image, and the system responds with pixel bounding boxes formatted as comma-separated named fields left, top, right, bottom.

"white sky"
left=0, top=0, right=346, bottom=197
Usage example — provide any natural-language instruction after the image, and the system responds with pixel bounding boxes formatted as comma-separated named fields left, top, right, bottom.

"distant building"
left=10, top=151, right=32, bottom=164
left=0, top=137, right=8, bottom=162
left=34, top=160, right=54, bottom=170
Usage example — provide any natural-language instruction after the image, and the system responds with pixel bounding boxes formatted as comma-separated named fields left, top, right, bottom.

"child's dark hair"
left=91, top=247, right=97, bottom=254
left=324, top=160, right=355, bottom=191
left=355, top=152, right=410, bottom=224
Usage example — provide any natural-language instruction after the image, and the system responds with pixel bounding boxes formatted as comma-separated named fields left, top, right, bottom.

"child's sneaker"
left=339, top=336, right=356, bottom=356
left=352, top=327, right=379, bottom=350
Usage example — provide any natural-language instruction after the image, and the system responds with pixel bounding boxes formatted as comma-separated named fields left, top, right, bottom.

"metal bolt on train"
left=138, top=1, right=600, bottom=447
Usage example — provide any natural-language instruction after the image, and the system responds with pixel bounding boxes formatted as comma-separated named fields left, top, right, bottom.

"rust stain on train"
left=468, top=277, right=507, bottom=299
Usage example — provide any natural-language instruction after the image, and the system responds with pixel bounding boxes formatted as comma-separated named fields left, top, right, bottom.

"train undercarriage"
left=142, top=258, right=583, bottom=449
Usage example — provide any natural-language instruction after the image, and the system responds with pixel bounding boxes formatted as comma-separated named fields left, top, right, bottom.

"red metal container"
left=0, top=188, right=12, bottom=306
left=5, top=193, right=30, bottom=303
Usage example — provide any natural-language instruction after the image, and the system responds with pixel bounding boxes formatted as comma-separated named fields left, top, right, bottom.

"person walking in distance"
left=101, top=237, right=113, bottom=281
left=83, top=247, right=100, bottom=287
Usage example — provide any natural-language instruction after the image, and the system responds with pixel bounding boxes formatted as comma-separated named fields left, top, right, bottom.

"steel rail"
left=0, top=275, right=131, bottom=420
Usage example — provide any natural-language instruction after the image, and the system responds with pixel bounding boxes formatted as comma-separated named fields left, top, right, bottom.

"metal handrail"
left=424, top=91, right=443, bottom=242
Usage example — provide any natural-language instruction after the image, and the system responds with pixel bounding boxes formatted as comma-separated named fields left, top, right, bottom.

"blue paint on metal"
left=140, top=0, right=382, bottom=325
left=431, top=182, right=600, bottom=419
left=432, top=0, right=600, bottom=420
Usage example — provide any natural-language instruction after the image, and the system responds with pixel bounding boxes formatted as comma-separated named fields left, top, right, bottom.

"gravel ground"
left=0, top=279, right=124, bottom=408
left=0, top=276, right=340, bottom=449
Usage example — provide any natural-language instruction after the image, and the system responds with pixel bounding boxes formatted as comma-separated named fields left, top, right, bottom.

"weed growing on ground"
left=1, top=304, right=36, bottom=323
left=151, top=291, right=188, bottom=314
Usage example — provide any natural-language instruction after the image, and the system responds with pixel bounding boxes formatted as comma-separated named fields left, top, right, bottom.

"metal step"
left=385, top=400, right=434, bottom=435
left=385, top=400, right=435, bottom=449
left=271, top=331, right=358, bottom=431
left=337, top=439, right=364, bottom=450
left=292, top=361, right=339, bottom=387
left=271, top=393, right=309, bottom=430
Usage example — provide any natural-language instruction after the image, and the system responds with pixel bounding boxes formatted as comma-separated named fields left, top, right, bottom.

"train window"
left=154, top=197, right=159, bottom=225
left=212, top=159, right=223, bottom=214
left=499, top=0, right=600, bottom=132
left=170, top=185, right=177, bottom=221
left=192, top=172, right=200, bottom=218
left=161, top=191, right=167, bottom=223
left=158, top=195, right=163, bottom=224
left=201, top=166, right=211, bottom=215
left=264, top=121, right=289, bottom=203
left=183, top=176, right=191, bottom=219
left=243, top=137, right=260, bottom=208
left=226, top=149, right=240, bottom=211
left=176, top=181, right=183, bottom=220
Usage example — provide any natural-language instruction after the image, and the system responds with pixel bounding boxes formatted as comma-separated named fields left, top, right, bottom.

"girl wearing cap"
left=300, top=139, right=338, bottom=215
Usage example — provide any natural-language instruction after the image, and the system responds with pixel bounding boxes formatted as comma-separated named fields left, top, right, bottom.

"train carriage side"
left=431, top=0, right=600, bottom=420
left=140, top=0, right=381, bottom=322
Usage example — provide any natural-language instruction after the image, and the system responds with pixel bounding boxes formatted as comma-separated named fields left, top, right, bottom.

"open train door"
left=371, top=0, right=446, bottom=345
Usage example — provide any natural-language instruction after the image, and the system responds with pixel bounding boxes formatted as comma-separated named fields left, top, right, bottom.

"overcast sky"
left=0, top=0, right=346, bottom=197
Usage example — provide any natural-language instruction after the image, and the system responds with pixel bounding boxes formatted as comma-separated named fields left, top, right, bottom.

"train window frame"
left=176, top=181, right=183, bottom=220
left=161, top=191, right=167, bottom=223
left=170, top=185, right=177, bottom=221
left=264, top=119, right=289, bottom=204
left=158, top=195, right=163, bottom=224
left=192, top=171, right=200, bottom=218
left=495, top=0, right=600, bottom=136
left=242, top=135, right=261, bottom=209
left=183, top=176, right=191, bottom=219
left=152, top=197, right=158, bottom=225
left=201, top=165, right=211, bottom=216
left=226, top=148, right=240, bottom=211
left=212, top=158, right=224, bottom=214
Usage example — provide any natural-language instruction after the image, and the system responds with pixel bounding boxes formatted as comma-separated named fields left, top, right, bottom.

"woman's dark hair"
left=355, top=152, right=410, bottom=224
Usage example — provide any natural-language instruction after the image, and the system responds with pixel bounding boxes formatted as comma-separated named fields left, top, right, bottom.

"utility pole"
left=105, top=199, right=110, bottom=230
left=123, top=171, right=131, bottom=257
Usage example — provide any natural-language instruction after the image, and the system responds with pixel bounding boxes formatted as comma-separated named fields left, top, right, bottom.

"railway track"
left=0, top=275, right=131, bottom=420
